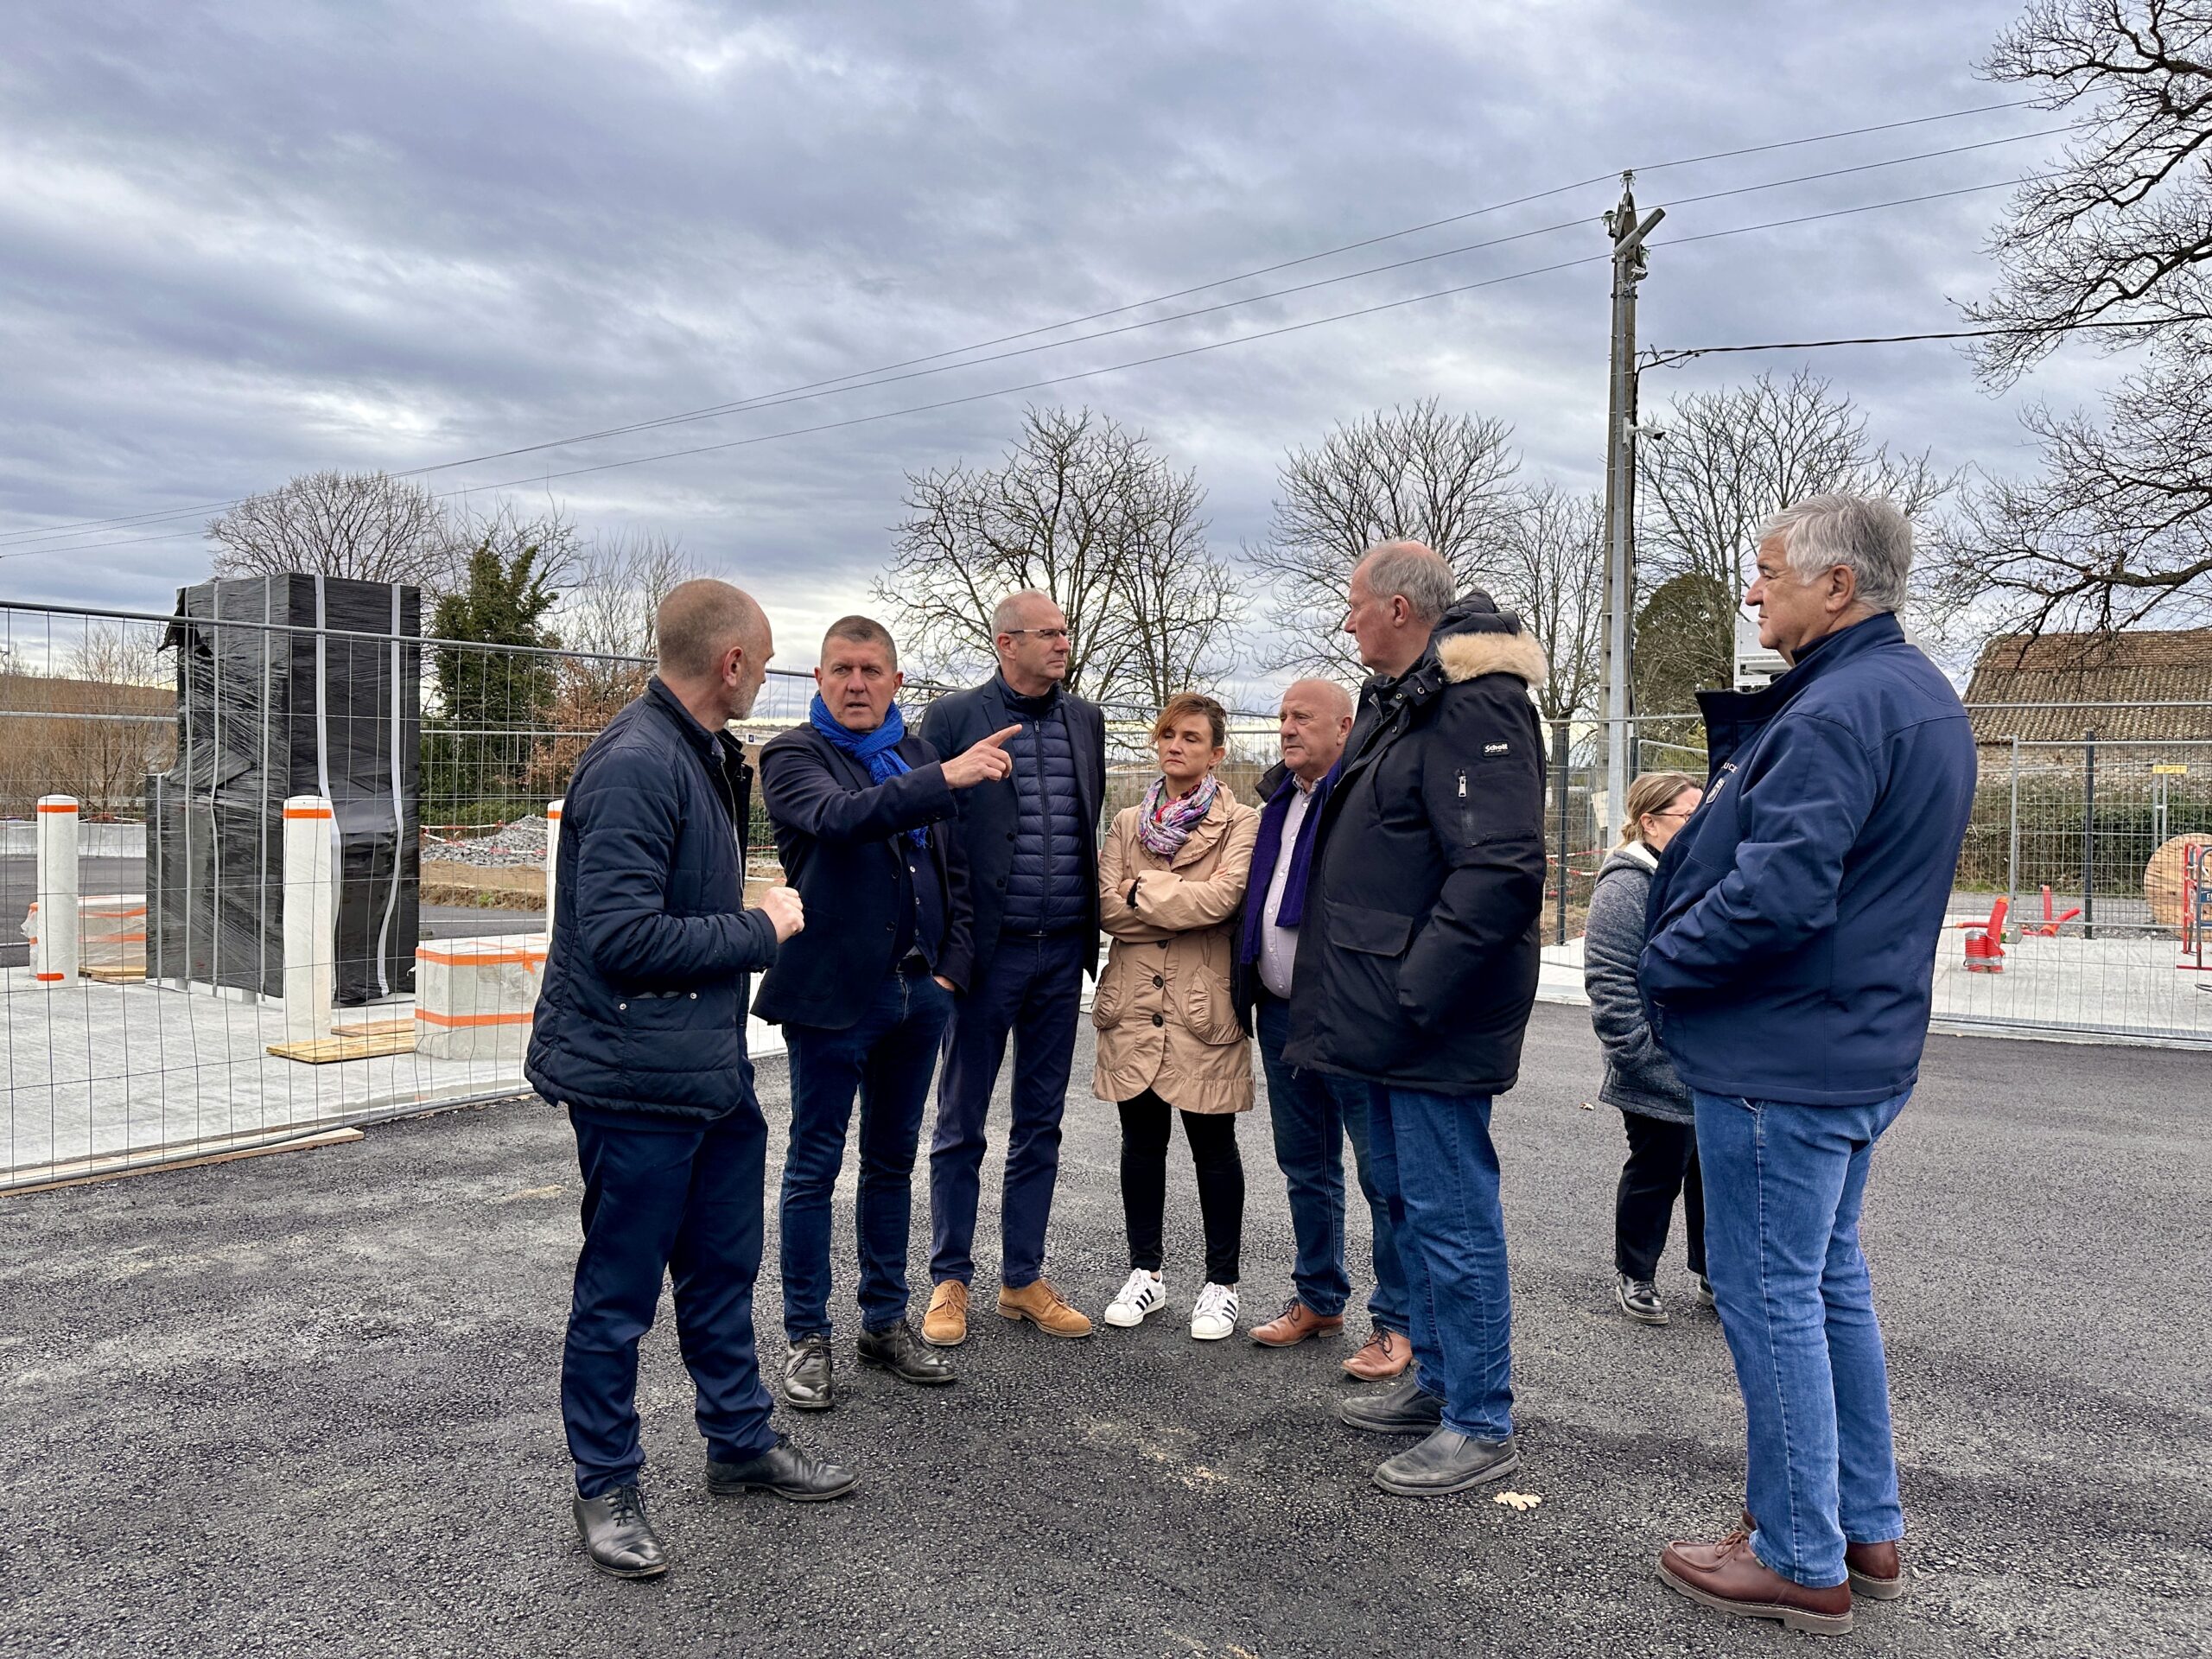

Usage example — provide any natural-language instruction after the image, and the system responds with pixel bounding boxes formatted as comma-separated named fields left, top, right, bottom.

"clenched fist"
left=940, top=723, right=1020, bottom=789
left=759, top=884, right=805, bottom=942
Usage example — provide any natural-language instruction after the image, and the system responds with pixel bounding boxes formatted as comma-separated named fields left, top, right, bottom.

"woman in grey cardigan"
left=1584, top=771, right=1704, bottom=1325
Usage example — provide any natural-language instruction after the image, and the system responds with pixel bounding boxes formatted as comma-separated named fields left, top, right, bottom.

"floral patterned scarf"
left=1137, top=773, right=1219, bottom=859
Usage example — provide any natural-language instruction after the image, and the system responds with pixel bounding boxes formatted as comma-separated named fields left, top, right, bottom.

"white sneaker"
left=1103, top=1268, right=1166, bottom=1328
left=1190, top=1281, right=1239, bottom=1341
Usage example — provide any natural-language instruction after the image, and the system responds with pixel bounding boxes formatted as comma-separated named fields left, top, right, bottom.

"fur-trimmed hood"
left=1433, top=592, right=1548, bottom=688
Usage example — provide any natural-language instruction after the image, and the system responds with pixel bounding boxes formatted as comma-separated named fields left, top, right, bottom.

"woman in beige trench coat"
left=1091, top=692, right=1261, bottom=1341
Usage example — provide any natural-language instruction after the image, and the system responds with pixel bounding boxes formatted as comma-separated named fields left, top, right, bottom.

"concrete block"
left=414, top=934, right=549, bottom=1060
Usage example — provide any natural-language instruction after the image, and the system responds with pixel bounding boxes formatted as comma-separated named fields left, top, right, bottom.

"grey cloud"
left=2, top=0, right=2107, bottom=670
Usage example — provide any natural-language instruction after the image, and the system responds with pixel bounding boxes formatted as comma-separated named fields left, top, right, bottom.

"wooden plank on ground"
left=267, top=1017, right=418, bottom=1064
left=81, top=964, right=147, bottom=983
left=3, top=1128, right=365, bottom=1196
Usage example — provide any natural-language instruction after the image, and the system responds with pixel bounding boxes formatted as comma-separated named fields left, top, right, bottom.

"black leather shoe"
left=856, top=1319, right=957, bottom=1386
left=1338, top=1374, right=1446, bottom=1434
left=573, top=1484, right=669, bottom=1579
left=782, top=1332, right=833, bottom=1411
left=705, top=1434, right=858, bottom=1503
left=1373, top=1427, right=1522, bottom=1497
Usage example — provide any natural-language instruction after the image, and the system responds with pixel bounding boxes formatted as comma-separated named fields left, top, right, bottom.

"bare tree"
left=531, top=531, right=702, bottom=796
left=206, top=471, right=457, bottom=591
left=1967, top=1, right=2212, bottom=382
left=874, top=405, right=1239, bottom=708
left=556, top=530, right=696, bottom=661
left=1932, top=3, right=2212, bottom=638
left=1249, top=399, right=1521, bottom=674
left=1638, top=371, right=1953, bottom=678
left=1493, top=483, right=1605, bottom=720
left=1929, top=356, right=2212, bottom=636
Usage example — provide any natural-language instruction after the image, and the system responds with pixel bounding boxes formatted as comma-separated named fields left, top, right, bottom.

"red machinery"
left=2017, top=886, right=2082, bottom=938
left=1955, top=896, right=2009, bottom=973
left=2181, top=842, right=2210, bottom=974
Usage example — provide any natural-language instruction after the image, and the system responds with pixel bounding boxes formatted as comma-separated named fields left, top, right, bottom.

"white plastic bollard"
left=544, top=798, right=563, bottom=941
left=282, top=795, right=336, bottom=1045
left=32, top=795, right=79, bottom=987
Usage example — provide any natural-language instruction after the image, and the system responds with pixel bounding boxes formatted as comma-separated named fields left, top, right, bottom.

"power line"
left=1641, top=316, right=2167, bottom=368
left=0, top=95, right=2050, bottom=550
left=19, top=172, right=2050, bottom=560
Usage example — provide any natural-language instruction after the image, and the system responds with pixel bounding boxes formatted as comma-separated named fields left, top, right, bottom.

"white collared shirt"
left=1257, top=772, right=1321, bottom=1000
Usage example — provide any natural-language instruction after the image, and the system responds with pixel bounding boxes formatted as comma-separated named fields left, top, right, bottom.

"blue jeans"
left=1694, top=1089, right=1911, bottom=1589
left=1255, top=992, right=1408, bottom=1331
left=1366, top=1085, right=1513, bottom=1440
left=928, top=929, right=1089, bottom=1290
left=562, top=1104, right=778, bottom=1497
left=780, top=967, right=954, bottom=1340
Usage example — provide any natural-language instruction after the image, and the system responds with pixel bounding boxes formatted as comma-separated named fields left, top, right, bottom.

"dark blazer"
left=1229, top=759, right=1293, bottom=1033
left=1284, top=594, right=1549, bottom=1096
left=919, top=676, right=1107, bottom=981
left=524, top=677, right=780, bottom=1122
left=1642, top=611, right=1976, bottom=1108
left=753, top=722, right=976, bottom=1029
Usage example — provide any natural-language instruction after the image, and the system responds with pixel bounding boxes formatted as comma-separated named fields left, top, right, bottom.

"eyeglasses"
left=1003, top=627, right=1071, bottom=643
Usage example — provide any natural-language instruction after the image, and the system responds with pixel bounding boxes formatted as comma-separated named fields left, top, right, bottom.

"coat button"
left=1152, top=975, right=1163, bottom=988
left=1151, top=1014, right=1165, bottom=1027
left=617, top=1001, right=627, bottom=1011
left=689, top=992, right=697, bottom=1000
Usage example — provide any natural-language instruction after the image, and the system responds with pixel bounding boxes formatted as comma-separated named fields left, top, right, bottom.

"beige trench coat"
left=1090, top=785, right=1262, bottom=1115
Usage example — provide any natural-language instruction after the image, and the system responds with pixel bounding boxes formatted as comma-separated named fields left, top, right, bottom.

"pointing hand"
left=942, top=723, right=1021, bottom=789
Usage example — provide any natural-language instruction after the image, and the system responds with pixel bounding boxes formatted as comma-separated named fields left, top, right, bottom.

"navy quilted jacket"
left=524, top=678, right=779, bottom=1122
left=920, top=674, right=1105, bottom=979
left=1002, top=688, right=1089, bottom=932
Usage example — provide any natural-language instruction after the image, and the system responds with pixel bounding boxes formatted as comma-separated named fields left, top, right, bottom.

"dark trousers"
left=1116, top=1089, right=1244, bottom=1285
left=1255, top=990, right=1408, bottom=1330
left=1366, top=1084, right=1515, bottom=1441
left=780, top=966, right=955, bottom=1341
left=562, top=1104, right=778, bottom=1498
left=929, top=929, right=1089, bottom=1290
left=1615, top=1110, right=1707, bottom=1281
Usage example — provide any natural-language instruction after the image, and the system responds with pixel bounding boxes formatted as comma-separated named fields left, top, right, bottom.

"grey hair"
left=1759, top=494, right=1912, bottom=613
left=991, top=588, right=1058, bottom=637
left=1356, top=540, right=1456, bottom=624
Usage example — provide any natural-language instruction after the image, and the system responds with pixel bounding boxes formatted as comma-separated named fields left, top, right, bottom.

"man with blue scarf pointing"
left=757, top=615, right=1014, bottom=1410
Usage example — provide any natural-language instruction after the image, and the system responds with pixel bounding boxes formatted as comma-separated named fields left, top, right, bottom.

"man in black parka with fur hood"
left=1286, top=541, right=1548, bottom=1499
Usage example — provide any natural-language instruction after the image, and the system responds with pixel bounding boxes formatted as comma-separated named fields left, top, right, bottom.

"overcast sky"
left=0, top=0, right=2125, bottom=696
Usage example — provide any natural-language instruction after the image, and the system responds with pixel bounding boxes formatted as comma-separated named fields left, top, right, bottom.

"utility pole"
left=1599, top=174, right=1663, bottom=827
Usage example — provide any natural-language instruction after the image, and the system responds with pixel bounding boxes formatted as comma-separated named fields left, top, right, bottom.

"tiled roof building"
left=1964, top=630, right=2212, bottom=745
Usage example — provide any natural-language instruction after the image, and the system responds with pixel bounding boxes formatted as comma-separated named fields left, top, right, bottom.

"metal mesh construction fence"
left=7, top=594, right=2209, bottom=1192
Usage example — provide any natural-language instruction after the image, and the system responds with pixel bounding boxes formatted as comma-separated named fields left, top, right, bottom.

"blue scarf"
left=1239, top=761, right=1337, bottom=966
left=809, top=695, right=927, bottom=850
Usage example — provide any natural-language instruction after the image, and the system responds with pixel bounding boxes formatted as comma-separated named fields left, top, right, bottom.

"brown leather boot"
left=996, top=1276, right=1093, bottom=1338
left=1657, top=1530, right=1853, bottom=1635
left=1341, top=1326, right=1413, bottom=1380
left=1741, top=1510, right=1909, bottom=1600
left=921, top=1280, right=969, bottom=1348
left=1250, top=1300, right=1344, bottom=1347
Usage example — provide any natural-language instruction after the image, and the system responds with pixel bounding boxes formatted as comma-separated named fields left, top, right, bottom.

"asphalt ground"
left=1, top=1006, right=2205, bottom=1658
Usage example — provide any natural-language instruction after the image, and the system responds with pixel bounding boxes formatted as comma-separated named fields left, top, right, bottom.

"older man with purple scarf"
left=1236, top=678, right=1413, bottom=1379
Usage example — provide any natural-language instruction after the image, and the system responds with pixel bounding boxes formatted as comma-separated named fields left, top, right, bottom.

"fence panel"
left=10, top=596, right=2210, bottom=1193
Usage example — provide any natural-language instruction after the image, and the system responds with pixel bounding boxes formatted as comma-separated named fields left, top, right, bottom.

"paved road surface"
left=0, top=1006, right=2203, bottom=1657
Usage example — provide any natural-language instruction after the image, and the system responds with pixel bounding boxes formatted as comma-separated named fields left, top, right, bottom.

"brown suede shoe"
left=996, top=1277, right=1093, bottom=1338
left=921, top=1280, right=969, bottom=1348
left=1658, top=1529, right=1853, bottom=1635
left=1741, top=1510, right=1909, bottom=1600
left=1251, top=1300, right=1344, bottom=1348
left=1341, top=1326, right=1413, bottom=1380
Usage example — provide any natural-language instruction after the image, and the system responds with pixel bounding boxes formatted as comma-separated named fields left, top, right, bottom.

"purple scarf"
left=1137, top=774, right=1218, bottom=859
left=1239, top=762, right=1337, bottom=966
